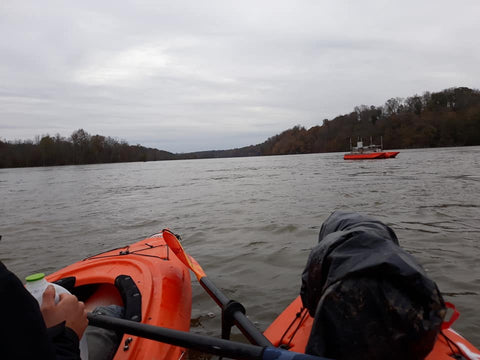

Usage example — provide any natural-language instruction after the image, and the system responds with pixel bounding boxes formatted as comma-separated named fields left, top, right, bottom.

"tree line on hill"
left=1, top=87, right=479, bottom=168
left=0, top=129, right=175, bottom=168
left=181, top=86, right=480, bottom=159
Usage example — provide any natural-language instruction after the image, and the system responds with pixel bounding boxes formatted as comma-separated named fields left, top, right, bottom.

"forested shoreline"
left=182, top=86, right=480, bottom=159
left=2, top=87, right=480, bottom=168
left=0, top=129, right=175, bottom=168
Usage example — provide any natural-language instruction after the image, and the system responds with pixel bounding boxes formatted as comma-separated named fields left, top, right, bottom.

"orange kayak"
left=264, top=296, right=480, bottom=359
left=45, top=232, right=192, bottom=360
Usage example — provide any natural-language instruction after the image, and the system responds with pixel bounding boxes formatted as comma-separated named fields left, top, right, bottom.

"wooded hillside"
left=0, top=129, right=175, bottom=168
left=181, top=86, right=480, bottom=158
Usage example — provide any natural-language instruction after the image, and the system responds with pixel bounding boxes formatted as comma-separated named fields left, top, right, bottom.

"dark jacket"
left=0, top=261, right=81, bottom=360
left=301, top=211, right=445, bottom=360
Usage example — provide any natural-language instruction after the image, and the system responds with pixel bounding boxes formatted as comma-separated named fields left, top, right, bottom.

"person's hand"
left=40, top=285, right=89, bottom=338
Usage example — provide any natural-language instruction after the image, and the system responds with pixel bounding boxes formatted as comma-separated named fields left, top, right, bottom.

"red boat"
left=344, top=152, right=386, bottom=160
left=344, top=138, right=399, bottom=160
left=385, top=151, right=400, bottom=158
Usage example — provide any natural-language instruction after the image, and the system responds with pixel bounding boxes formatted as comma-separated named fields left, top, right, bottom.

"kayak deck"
left=46, top=233, right=192, bottom=360
left=264, top=296, right=480, bottom=359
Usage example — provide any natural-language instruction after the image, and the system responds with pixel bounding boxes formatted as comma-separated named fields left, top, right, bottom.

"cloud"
left=74, top=45, right=170, bottom=86
left=1, top=0, right=479, bottom=152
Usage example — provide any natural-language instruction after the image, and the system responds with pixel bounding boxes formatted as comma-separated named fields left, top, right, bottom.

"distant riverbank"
left=2, top=87, right=479, bottom=168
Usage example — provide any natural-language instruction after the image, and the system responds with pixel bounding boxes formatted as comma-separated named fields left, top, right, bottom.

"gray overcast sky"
left=1, top=1, right=479, bottom=153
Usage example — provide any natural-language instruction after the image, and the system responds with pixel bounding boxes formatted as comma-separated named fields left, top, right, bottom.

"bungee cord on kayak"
left=440, top=331, right=469, bottom=359
left=83, top=242, right=170, bottom=262
left=278, top=307, right=309, bottom=350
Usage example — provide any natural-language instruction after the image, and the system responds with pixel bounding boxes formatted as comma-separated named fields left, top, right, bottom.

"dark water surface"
left=1, top=147, right=479, bottom=348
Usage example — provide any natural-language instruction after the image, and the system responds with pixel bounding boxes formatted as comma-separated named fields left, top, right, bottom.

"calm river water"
left=1, top=146, right=479, bottom=349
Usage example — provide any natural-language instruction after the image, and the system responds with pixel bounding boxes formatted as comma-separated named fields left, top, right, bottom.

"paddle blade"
left=163, top=229, right=206, bottom=281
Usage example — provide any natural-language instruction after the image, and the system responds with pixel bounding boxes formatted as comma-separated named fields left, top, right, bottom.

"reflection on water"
left=1, top=146, right=479, bottom=349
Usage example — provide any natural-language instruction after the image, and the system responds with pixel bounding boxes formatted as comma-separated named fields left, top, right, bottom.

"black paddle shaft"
left=200, top=277, right=273, bottom=347
left=88, top=313, right=263, bottom=359
left=87, top=313, right=331, bottom=360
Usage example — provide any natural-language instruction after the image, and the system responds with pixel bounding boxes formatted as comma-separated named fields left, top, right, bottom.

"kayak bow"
left=46, top=233, right=192, bottom=360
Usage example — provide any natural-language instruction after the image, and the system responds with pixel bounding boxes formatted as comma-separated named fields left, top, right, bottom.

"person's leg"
left=85, top=305, right=124, bottom=360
